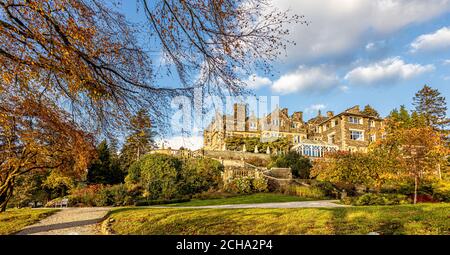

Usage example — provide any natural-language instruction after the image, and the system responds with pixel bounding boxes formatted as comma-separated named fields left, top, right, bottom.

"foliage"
left=0, top=0, right=298, bottom=211
left=432, top=180, right=450, bottom=202
left=180, top=158, right=224, bottom=195
left=225, top=137, right=291, bottom=153
left=125, top=154, right=223, bottom=200
left=94, top=184, right=135, bottom=207
left=42, top=171, right=75, bottom=198
left=311, top=151, right=393, bottom=190
left=120, top=110, right=155, bottom=171
left=0, top=96, right=95, bottom=211
left=387, top=105, right=427, bottom=129
left=413, top=85, right=448, bottom=129
left=145, top=0, right=303, bottom=92
left=66, top=184, right=105, bottom=207
left=87, top=140, right=124, bottom=185
left=343, top=193, right=411, bottom=206
left=9, top=172, right=49, bottom=208
left=224, top=176, right=268, bottom=194
left=362, top=104, right=380, bottom=118
left=280, top=185, right=327, bottom=200
left=269, top=151, right=312, bottom=178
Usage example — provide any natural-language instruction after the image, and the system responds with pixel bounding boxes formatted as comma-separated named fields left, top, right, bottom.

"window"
left=370, top=134, right=376, bottom=142
left=328, top=134, right=335, bottom=144
left=335, top=120, right=339, bottom=126
left=370, top=120, right=375, bottom=127
left=348, top=116, right=361, bottom=124
left=350, top=130, right=364, bottom=141
left=272, top=119, right=279, bottom=125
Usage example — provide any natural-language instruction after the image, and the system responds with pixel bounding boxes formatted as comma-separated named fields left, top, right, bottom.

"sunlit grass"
left=0, top=208, right=57, bottom=235
left=108, top=203, right=450, bottom=235
left=167, top=193, right=317, bottom=207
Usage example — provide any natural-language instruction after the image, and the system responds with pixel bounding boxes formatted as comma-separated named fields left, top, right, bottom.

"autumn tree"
left=0, top=0, right=299, bottom=210
left=413, top=85, right=448, bottom=129
left=0, top=95, right=95, bottom=211
left=310, top=151, right=394, bottom=191
left=143, top=0, right=304, bottom=95
left=382, top=127, right=448, bottom=203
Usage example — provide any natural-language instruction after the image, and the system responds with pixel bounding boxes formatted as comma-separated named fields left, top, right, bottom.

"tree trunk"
left=414, top=175, right=418, bottom=205
left=0, top=182, right=14, bottom=212
left=437, top=163, right=442, bottom=180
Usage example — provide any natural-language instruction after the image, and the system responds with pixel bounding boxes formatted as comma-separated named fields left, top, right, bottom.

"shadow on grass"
left=16, top=218, right=103, bottom=235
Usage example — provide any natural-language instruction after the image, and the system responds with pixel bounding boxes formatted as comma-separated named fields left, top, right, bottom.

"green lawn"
left=0, top=208, right=57, bottom=235
left=167, top=193, right=315, bottom=207
left=108, top=203, right=450, bottom=235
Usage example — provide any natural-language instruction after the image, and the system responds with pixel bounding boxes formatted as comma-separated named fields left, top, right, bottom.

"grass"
left=108, top=203, right=450, bottom=235
left=167, top=193, right=316, bottom=207
left=0, top=208, right=58, bottom=235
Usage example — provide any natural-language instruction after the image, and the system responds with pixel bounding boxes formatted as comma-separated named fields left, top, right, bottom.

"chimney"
left=292, top=111, right=303, bottom=122
left=327, top=111, right=334, bottom=118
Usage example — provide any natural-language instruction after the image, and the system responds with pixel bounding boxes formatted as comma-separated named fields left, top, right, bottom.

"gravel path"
left=17, top=207, right=111, bottom=235
left=149, top=200, right=346, bottom=209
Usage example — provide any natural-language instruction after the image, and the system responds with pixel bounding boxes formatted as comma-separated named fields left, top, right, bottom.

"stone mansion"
left=203, top=104, right=384, bottom=157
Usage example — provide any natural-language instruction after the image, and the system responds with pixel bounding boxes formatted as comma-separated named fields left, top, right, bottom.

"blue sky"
left=117, top=0, right=450, bottom=149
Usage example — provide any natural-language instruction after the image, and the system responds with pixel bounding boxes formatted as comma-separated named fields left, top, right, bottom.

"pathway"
left=16, top=207, right=111, bottom=235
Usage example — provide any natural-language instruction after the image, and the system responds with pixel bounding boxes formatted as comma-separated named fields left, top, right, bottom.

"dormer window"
left=348, top=116, right=361, bottom=124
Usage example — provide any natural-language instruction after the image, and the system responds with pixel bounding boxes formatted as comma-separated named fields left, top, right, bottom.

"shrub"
left=282, top=185, right=326, bottom=200
left=252, top=177, right=269, bottom=192
left=125, top=154, right=224, bottom=200
left=432, top=180, right=450, bottom=202
left=235, top=177, right=253, bottom=194
left=93, top=184, right=135, bottom=206
left=224, top=176, right=268, bottom=194
left=345, top=193, right=411, bottom=206
left=180, top=158, right=224, bottom=195
left=311, top=181, right=338, bottom=198
left=68, top=184, right=104, bottom=206
left=268, top=151, right=312, bottom=178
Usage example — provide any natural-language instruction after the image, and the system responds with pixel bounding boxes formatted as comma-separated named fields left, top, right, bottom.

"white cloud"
left=345, top=57, right=435, bottom=85
left=443, top=59, right=450, bottom=65
left=271, top=0, right=450, bottom=62
left=245, top=74, right=272, bottom=89
left=339, top=85, right=350, bottom=92
left=156, top=136, right=203, bottom=150
left=304, top=104, right=326, bottom=114
left=410, top=27, right=450, bottom=52
left=271, top=66, right=338, bottom=94
left=365, top=42, right=376, bottom=51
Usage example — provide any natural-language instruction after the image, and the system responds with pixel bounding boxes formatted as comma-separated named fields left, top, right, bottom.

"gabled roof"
left=316, top=105, right=383, bottom=126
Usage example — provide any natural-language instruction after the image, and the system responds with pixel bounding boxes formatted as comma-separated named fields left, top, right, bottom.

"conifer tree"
left=413, top=85, right=448, bottom=129
left=362, top=104, right=380, bottom=118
